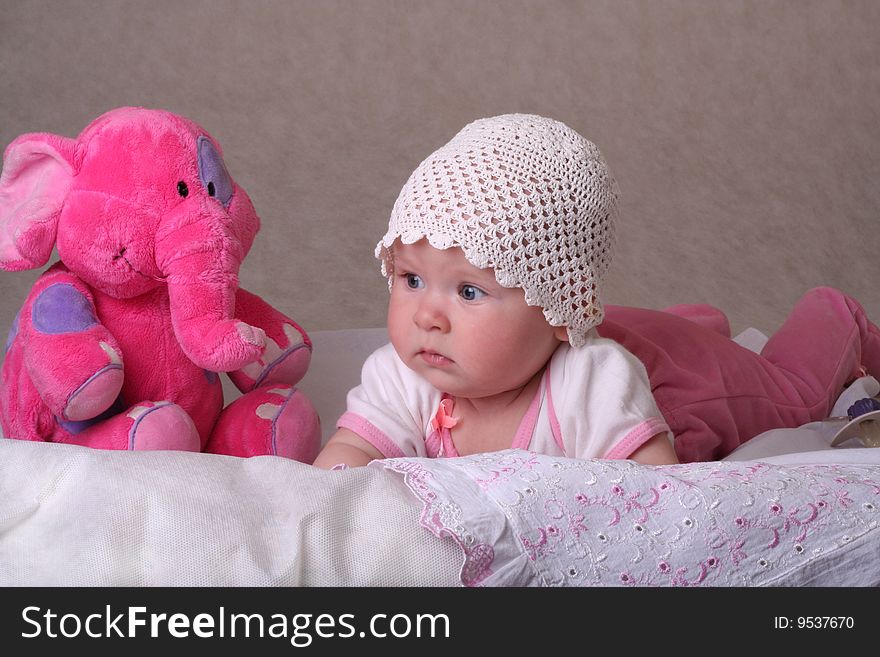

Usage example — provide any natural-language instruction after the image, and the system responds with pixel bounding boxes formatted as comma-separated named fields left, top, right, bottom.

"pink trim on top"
left=426, top=426, right=460, bottom=458
left=337, top=411, right=406, bottom=458
left=511, top=368, right=549, bottom=450
left=425, top=429, right=440, bottom=456
left=603, top=417, right=671, bottom=460
left=543, top=361, right=565, bottom=452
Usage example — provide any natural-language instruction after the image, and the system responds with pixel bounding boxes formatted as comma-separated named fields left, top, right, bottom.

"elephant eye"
left=177, top=181, right=189, bottom=198
left=197, top=136, right=234, bottom=208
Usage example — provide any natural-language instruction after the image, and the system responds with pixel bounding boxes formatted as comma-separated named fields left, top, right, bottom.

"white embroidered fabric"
left=381, top=450, right=880, bottom=587
left=377, top=114, right=617, bottom=347
left=2, top=437, right=877, bottom=587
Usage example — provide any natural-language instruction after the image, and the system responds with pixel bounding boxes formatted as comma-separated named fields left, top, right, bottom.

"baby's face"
left=387, top=239, right=565, bottom=399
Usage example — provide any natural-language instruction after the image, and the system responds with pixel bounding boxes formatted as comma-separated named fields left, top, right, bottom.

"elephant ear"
left=0, top=133, right=78, bottom=271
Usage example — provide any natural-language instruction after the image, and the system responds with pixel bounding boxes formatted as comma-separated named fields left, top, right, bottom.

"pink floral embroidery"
left=381, top=450, right=880, bottom=586
left=460, top=544, right=494, bottom=586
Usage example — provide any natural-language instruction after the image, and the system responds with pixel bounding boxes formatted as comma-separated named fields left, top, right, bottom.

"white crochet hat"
left=376, top=113, right=618, bottom=347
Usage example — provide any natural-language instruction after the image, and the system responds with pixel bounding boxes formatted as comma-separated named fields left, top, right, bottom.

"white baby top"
left=337, top=335, right=671, bottom=460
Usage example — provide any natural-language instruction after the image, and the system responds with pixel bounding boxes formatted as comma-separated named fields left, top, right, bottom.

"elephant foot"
left=63, top=361, right=124, bottom=422
left=205, top=384, right=321, bottom=462
left=127, top=402, right=201, bottom=451
left=59, top=401, right=201, bottom=452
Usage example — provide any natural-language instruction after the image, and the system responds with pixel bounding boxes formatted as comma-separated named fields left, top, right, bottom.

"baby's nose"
left=414, top=296, right=450, bottom=332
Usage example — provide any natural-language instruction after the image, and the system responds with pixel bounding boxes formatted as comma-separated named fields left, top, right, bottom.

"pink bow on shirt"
left=431, top=398, right=459, bottom=432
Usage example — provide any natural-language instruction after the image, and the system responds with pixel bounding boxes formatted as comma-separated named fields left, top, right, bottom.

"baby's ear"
left=554, top=326, right=569, bottom=342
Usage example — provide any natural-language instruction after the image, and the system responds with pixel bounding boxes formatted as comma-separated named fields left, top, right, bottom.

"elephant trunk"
left=155, top=198, right=264, bottom=372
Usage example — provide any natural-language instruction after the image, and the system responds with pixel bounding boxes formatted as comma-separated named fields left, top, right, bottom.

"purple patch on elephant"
left=32, top=284, right=98, bottom=334
left=197, top=136, right=234, bottom=208
left=5, top=311, right=20, bottom=352
left=203, top=369, right=219, bottom=385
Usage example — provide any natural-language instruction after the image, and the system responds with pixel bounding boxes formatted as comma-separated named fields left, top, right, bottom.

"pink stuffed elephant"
left=0, top=107, right=321, bottom=462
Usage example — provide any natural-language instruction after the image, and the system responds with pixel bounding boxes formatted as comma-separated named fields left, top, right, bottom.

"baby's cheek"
left=386, top=320, right=407, bottom=354
left=467, top=331, right=519, bottom=369
left=386, top=297, right=410, bottom=341
left=480, top=320, right=558, bottom=375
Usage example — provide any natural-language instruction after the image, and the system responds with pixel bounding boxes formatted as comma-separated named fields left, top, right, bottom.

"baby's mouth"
left=419, top=350, right=454, bottom=367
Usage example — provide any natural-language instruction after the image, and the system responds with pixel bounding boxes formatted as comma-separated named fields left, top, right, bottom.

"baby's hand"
left=312, top=428, right=384, bottom=469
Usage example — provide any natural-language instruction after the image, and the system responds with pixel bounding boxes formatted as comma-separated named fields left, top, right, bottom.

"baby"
left=314, top=114, right=677, bottom=468
left=314, top=113, right=880, bottom=469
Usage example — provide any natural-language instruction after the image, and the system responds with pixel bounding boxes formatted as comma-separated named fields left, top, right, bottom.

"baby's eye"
left=404, top=273, right=424, bottom=289
left=460, top=284, right=487, bottom=301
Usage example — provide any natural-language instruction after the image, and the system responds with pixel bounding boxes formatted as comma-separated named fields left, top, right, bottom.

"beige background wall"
left=1, top=0, right=878, bottom=344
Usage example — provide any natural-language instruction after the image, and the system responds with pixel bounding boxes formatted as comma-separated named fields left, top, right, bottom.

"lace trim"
left=380, top=459, right=495, bottom=586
